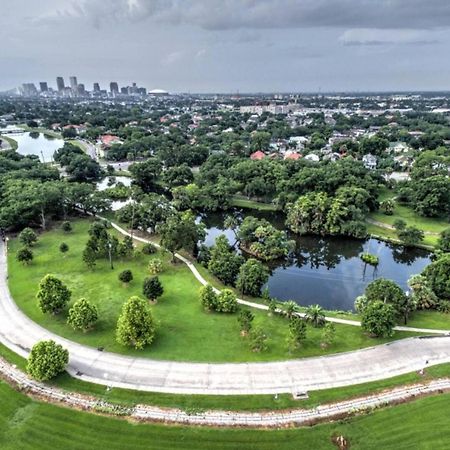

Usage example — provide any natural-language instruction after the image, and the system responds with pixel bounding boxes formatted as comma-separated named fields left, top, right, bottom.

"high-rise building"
left=21, top=83, right=38, bottom=96
left=93, top=82, right=100, bottom=92
left=39, top=82, right=48, bottom=92
left=110, top=82, right=119, bottom=94
left=56, top=77, right=65, bottom=92
left=69, top=76, right=78, bottom=90
left=77, top=84, right=86, bottom=95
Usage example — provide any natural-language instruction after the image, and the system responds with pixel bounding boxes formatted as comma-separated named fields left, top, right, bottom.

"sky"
left=2, top=0, right=450, bottom=93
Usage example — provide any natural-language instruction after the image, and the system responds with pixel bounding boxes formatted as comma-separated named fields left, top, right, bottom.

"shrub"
left=19, top=227, right=37, bottom=247
left=61, top=221, right=72, bottom=233
left=199, top=284, right=217, bottom=311
left=143, top=276, right=164, bottom=302
left=16, top=247, right=33, bottom=265
left=67, top=298, right=98, bottom=332
left=142, top=243, right=157, bottom=255
left=249, top=327, right=268, bottom=352
left=36, top=274, right=71, bottom=314
left=236, top=258, right=269, bottom=297
left=148, top=258, right=163, bottom=275
left=360, top=253, right=379, bottom=266
left=216, top=289, right=238, bottom=313
left=116, top=296, right=156, bottom=349
left=59, top=242, right=69, bottom=254
left=238, top=309, right=254, bottom=335
left=27, top=340, right=69, bottom=381
left=361, top=301, right=396, bottom=338
left=118, top=269, right=133, bottom=285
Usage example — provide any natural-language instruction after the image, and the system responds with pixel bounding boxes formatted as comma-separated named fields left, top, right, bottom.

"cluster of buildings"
left=18, top=76, right=169, bottom=98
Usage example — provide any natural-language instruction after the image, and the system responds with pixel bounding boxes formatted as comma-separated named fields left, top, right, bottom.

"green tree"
left=305, top=304, right=326, bottom=327
left=116, top=296, right=156, bottom=349
left=36, top=274, right=71, bottom=314
left=236, top=258, right=269, bottom=297
left=82, top=246, right=96, bottom=270
left=67, top=298, right=98, bottom=332
left=143, top=276, right=164, bottom=302
left=380, top=199, right=395, bottom=215
left=118, top=269, right=133, bottom=285
left=216, top=289, right=238, bottom=313
left=365, top=278, right=413, bottom=324
left=129, top=158, right=163, bottom=192
left=321, top=322, right=336, bottom=348
left=61, top=221, right=72, bottom=233
left=208, top=235, right=244, bottom=286
left=148, top=258, right=163, bottom=275
left=118, top=235, right=134, bottom=258
left=26, top=340, right=69, bottom=381
left=16, top=247, right=33, bottom=265
left=238, top=309, right=254, bottom=335
left=249, top=327, right=268, bottom=352
left=59, top=242, right=69, bottom=255
left=424, top=254, right=450, bottom=300
left=361, top=301, right=396, bottom=338
left=142, top=243, right=157, bottom=255
left=284, top=300, right=298, bottom=319
left=199, top=284, right=218, bottom=311
left=393, top=219, right=407, bottom=231
left=397, top=226, right=424, bottom=247
left=408, top=274, right=438, bottom=310
left=19, top=227, right=37, bottom=247
left=159, top=211, right=205, bottom=262
left=287, top=316, right=307, bottom=351
left=437, top=228, right=450, bottom=253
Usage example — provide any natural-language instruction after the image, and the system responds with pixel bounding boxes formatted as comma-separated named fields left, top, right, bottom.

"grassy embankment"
left=1, top=374, right=450, bottom=449
left=8, top=219, right=420, bottom=364
left=0, top=135, right=19, bottom=150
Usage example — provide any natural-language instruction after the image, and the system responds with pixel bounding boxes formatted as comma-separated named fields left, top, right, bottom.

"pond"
left=96, top=176, right=132, bottom=211
left=10, top=129, right=64, bottom=163
left=199, top=211, right=432, bottom=312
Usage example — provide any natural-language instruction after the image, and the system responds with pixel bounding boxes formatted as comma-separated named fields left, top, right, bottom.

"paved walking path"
left=2, top=238, right=450, bottom=395
left=1, top=355, right=450, bottom=428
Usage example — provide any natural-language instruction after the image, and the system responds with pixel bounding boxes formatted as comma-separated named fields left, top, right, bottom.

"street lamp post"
left=108, top=241, right=114, bottom=270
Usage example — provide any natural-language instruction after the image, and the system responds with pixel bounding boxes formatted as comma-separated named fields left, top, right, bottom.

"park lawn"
left=2, top=378, right=450, bottom=450
left=8, top=219, right=419, bottom=363
left=366, top=222, right=437, bottom=247
left=18, top=124, right=62, bottom=139
left=231, top=195, right=278, bottom=212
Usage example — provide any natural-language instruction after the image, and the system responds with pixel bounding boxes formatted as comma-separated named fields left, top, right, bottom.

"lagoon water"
left=12, top=131, right=64, bottom=162
left=199, top=211, right=431, bottom=311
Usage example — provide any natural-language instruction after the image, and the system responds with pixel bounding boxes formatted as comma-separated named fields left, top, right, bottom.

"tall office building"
left=93, top=82, right=100, bottom=92
left=56, top=76, right=65, bottom=92
left=21, top=83, right=38, bottom=96
left=39, top=82, right=48, bottom=92
left=69, top=76, right=78, bottom=90
left=110, top=82, right=119, bottom=95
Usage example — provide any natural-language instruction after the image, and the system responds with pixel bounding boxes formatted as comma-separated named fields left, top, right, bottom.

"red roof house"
left=250, top=151, right=266, bottom=160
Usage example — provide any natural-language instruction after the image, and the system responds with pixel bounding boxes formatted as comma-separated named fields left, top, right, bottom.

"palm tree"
left=284, top=300, right=298, bottom=319
left=305, top=304, right=326, bottom=327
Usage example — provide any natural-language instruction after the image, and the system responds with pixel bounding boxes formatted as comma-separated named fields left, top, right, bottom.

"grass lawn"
left=231, top=195, right=278, bottom=211
left=2, top=377, right=450, bottom=449
left=8, top=219, right=418, bottom=363
left=18, top=124, right=62, bottom=139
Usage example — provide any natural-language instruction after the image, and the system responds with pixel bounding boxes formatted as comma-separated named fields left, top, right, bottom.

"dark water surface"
left=199, top=210, right=431, bottom=311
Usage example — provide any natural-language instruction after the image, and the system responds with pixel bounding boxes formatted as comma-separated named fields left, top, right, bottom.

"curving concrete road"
left=2, top=239, right=450, bottom=395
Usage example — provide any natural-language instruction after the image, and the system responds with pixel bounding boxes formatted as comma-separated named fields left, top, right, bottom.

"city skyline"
left=2, top=0, right=450, bottom=93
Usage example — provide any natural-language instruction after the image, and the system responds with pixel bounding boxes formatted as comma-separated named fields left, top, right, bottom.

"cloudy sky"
left=2, top=0, right=450, bottom=93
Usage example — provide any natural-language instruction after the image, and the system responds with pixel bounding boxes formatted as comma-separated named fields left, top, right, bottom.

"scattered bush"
left=19, top=227, right=37, bottom=247
left=148, top=258, right=163, bottom=275
left=27, top=340, right=69, bottom=381
left=118, top=269, right=133, bottom=285
left=67, top=298, right=98, bottom=332
left=215, top=289, right=238, bottom=313
left=59, top=242, right=69, bottom=254
left=61, top=221, right=72, bottom=233
left=142, top=243, right=157, bottom=255
left=143, top=276, right=164, bottom=302
left=360, top=253, right=379, bottom=266
left=16, top=247, right=33, bottom=265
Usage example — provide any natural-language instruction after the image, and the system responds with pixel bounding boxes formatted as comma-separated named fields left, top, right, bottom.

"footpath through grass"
left=8, top=219, right=420, bottom=363
left=1, top=377, right=450, bottom=449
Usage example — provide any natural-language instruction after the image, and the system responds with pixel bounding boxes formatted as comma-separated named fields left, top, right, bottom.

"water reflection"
left=199, top=211, right=431, bottom=311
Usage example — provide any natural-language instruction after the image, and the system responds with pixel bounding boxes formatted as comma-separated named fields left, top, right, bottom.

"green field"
left=231, top=195, right=278, bottom=211
left=1, top=377, right=450, bottom=449
left=8, top=219, right=418, bottom=363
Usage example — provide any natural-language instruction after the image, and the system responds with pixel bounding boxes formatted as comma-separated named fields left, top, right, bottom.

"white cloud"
left=339, top=28, right=440, bottom=46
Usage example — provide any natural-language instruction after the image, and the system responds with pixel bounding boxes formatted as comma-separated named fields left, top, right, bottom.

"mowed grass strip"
left=2, top=379, right=450, bottom=449
left=8, top=219, right=416, bottom=363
